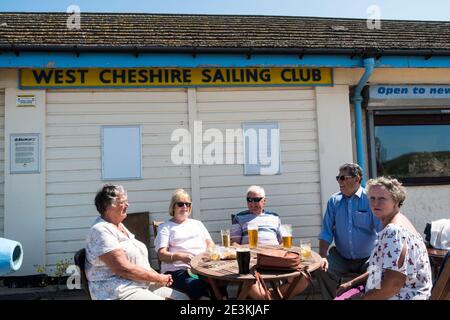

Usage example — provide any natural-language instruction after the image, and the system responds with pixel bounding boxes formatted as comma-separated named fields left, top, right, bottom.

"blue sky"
left=2, top=0, right=450, bottom=21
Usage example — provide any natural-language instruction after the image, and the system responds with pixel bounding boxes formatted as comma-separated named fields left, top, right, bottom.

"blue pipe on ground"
left=0, top=237, right=23, bottom=276
left=353, top=58, right=375, bottom=186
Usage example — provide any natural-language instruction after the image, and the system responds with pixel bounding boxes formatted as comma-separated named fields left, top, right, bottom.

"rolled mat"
left=0, top=238, right=23, bottom=276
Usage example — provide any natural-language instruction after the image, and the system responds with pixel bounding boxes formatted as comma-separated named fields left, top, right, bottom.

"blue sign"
left=370, top=85, right=450, bottom=99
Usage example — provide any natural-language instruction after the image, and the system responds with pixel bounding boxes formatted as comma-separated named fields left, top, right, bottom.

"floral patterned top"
left=365, top=223, right=432, bottom=300
left=85, top=216, right=154, bottom=300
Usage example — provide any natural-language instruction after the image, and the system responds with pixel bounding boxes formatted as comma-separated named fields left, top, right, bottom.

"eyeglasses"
left=247, top=197, right=264, bottom=203
left=335, top=175, right=355, bottom=181
left=176, top=202, right=192, bottom=208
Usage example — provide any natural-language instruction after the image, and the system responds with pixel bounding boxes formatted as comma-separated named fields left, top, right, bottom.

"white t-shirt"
left=154, top=218, right=212, bottom=273
left=85, top=216, right=155, bottom=300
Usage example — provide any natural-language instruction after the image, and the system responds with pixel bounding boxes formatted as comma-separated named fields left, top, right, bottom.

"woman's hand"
left=320, top=257, right=328, bottom=271
left=178, top=252, right=194, bottom=264
left=336, top=281, right=353, bottom=297
left=158, top=274, right=173, bottom=287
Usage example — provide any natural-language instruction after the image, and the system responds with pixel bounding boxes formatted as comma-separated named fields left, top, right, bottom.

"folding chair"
left=430, top=251, right=450, bottom=300
left=152, top=221, right=164, bottom=271
left=74, top=248, right=92, bottom=300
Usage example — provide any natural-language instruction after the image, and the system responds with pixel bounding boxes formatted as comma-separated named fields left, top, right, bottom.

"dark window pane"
left=374, top=124, right=450, bottom=179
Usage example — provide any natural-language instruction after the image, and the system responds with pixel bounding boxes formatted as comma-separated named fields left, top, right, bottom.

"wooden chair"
left=123, top=212, right=151, bottom=252
left=74, top=248, right=92, bottom=300
left=430, top=251, right=450, bottom=300
left=152, top=220, right=164, bottom=271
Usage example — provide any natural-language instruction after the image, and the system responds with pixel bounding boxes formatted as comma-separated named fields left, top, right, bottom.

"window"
left=368, top=109, right=450, bottom=185
left=242, top=122, right=281, bottom=175
left=101, top=125, right=142, bottom=180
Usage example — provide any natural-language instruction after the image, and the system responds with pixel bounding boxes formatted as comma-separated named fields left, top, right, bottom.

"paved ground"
left=0, top=282, right=89, bottom=300
left=0, top=281, right=321, bottom=300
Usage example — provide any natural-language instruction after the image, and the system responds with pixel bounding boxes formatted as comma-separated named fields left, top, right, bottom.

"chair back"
left=74, top=248, right=92, bottom=300
left=123, top=212, right=150, bottom=251
left=430, top=251, right=450, bottom=300
left=152, top=221, right=164, bottom=270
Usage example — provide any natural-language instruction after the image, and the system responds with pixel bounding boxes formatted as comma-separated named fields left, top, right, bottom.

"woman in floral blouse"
left=85, top=184, right=188, bottom=300
left=337, top=177, right=432, bottom=300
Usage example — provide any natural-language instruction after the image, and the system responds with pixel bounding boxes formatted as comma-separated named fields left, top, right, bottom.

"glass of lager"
left=300, top=239, right=312, bottom=259
left=281, top=224, right=293, bottom=249
left=221, top=229, right=230, bottom=247
left=247, top=222, right=258, bottom=249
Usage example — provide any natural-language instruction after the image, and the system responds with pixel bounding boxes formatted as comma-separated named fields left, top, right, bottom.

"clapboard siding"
left=44, top=87, right=322, bottom=268
left=196, top=88, right=321, bottom=245
left=45, top=89, right=189, bottom=268
left=0, top=91, right=4, bottom=237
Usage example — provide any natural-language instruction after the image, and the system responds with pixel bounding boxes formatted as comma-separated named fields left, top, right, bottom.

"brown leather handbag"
left=256, top=248, right=302, bottom=271
left=253, top=248, right=313, bottom=300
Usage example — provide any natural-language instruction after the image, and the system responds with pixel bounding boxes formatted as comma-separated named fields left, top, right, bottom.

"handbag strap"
left=282, top=266, right=314, bottom=300
left=254, top=270, right=272, bottom=300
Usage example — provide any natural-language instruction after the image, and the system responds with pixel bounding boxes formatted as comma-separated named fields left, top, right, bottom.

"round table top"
left=190, top=245, right=322, bottom=282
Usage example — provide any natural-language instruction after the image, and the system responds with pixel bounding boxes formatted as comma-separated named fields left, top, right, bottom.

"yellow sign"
left=20, top=67, right=332, bottom=88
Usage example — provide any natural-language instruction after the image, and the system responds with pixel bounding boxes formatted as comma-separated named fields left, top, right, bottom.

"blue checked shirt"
left=319, top=186, right=382, bottom=260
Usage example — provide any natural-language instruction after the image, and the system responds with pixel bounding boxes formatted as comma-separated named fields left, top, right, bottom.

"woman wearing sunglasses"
left=155, top=189, right=218, bottom=299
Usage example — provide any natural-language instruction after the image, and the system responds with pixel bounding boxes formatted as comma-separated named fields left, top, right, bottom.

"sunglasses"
left=247, top=197, right=264, bottom=203
left=335, top=175, right=355, bottom=181
left=176, top=202, right=192, bottom=208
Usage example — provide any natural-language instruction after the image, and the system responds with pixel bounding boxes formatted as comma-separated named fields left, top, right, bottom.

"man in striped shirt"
left=230, top=185, right=310, bottom=299
left=230, top=185, right=282, bottom=246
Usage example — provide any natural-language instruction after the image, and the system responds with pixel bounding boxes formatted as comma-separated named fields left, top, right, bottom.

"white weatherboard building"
left=0, top=13, right=449, bottom=274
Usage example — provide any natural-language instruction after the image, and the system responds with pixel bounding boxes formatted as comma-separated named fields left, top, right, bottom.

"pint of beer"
left=281, top=224, right=293, bottom=249
left=247, top=222, right=258, bottom=249
left=221, top=229, right=230, bottom=247
left=282, top=235, right=293, bottom=249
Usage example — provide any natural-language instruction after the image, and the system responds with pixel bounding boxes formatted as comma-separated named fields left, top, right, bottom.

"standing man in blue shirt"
left=316, top=163, right=382, bottom=299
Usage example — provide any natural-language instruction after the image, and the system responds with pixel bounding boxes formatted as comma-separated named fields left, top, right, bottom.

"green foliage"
left=54, top=259, right=72, bottom=277
left=34, top=264, right=46, bottom=274
left=34, top=258, right=73, bottom=277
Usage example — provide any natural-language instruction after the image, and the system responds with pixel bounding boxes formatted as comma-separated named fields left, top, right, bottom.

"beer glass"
left=221, top=229, right=230, bottom=247
left=247, top=222, right=258, bottom=249
left=208, top=245, right=221, bottom=267
left=281, top=224, right=293, bottom=249
left=300, top=239, right=312, bottom=258
left=236, top=248, right=251, bottom=274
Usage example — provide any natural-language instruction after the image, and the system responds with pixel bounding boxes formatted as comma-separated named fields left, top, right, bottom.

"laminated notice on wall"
left=10, top=133, right=40, bottom=174
left=16, top=95, right=36, bottom=107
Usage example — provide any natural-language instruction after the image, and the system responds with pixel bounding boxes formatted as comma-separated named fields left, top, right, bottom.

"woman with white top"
left=85, top=184, right=187, bottom=300
left=155, top=189, right=223, bottom=299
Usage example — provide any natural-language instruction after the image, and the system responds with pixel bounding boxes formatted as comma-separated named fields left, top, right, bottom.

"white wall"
left=196, top=87, right=323, bottom=247
left=45, top=89, right=189, bottom=269
left=4, top=75, right=46, bottom=275
left=315, top=85, right=354, bottom=213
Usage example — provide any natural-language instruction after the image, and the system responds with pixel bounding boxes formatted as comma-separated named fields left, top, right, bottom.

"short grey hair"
left=94, top=184, right=127, bottom=215
left=246, top=185, right=265, bottom=198
left=339, top=163, right=363, bottom=178
left=366, top=176, right=407, bottom=207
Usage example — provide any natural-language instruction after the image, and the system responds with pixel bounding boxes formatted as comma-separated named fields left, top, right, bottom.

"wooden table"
left=427, top=247, right=449, bottom=280
left=190, top=245, right=322, bottom=300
